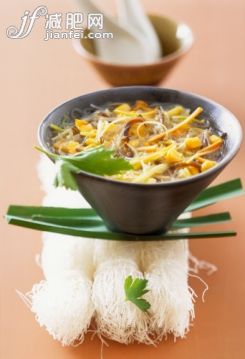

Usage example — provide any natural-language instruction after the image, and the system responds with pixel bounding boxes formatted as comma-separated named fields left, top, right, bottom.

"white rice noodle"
left=189, top=252, right=217, bottom=276
left=92, top=240, right=153, bottom=344
left=38, top=154, right=90, bottom=208
left=37, top=154, right=56, bottom=193
left=29, top=233, right=94, bottom=346
left=142, top=239, right=194, bottom=341
left=141, top=212, right=194, bottom=341
left=23, top=156, right=95, bottom=345
left=27, top=272, right=93, bottom=346
left=41, top=233, right=94, bottom=281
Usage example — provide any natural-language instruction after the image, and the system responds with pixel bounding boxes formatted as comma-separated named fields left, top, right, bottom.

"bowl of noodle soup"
left=39, top=87, right=242, bottom=235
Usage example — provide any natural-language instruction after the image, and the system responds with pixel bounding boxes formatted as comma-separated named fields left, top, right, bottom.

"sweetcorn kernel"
left=210, top=135, right=222, bottom=144
left=165, top=148, right=183, bottom=163
left=114, top=103, right=131, bottom=113
left=75, top=119, right=88, bottom=129
left=188, top=166, right=199, bottom=175
left=85, top=138, right=97, bottom=145
left=88, top=129, right=97, bottom=138
left=133, top=163, right=141, bottom=170
left=185, top=137, right=202, bottom=150
left=201, top=160, right=217, bottom=172
left=61, top=141, right=79, bottom=154
left=78, top=124, right=94, bottom=133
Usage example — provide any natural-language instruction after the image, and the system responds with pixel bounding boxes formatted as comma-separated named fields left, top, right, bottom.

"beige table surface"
left=1, top=0, right=245, bottom=358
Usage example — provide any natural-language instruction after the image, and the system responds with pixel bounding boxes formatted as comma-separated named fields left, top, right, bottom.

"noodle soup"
left=50, top=101, right=225, bottom=184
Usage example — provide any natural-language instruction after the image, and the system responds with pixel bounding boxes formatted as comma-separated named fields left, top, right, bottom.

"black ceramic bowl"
left=39, top=87, right=242, bottom=235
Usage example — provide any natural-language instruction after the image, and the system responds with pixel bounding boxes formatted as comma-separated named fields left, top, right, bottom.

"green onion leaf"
left=6, top=208, right=237, bottom=240
left=7, top=205, right=98, bottom=218
left=186, top=178, right=244, bottom=211
left=173, top=212, right=231, bottom=228
left=5, top=178, right=243, bottom=241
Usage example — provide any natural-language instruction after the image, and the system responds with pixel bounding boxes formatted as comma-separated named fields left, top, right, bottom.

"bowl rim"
left=72, top=14, right=194, bottom=68
left=38, top=86, right=243, bottom=188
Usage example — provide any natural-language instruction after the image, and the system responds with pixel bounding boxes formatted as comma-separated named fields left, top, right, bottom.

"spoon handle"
left=116, top=0, right=162, bottom=58
left=74, top=0, right=152, bottom=64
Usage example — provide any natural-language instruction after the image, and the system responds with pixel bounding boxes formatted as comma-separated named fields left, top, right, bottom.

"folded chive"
left=6, top=215, right=237, bottom=241
left=5, top=178, right=243, bottom=241
left=186, top=178, right=244, bottom=211
left=173, top=212, right=231, bottom=228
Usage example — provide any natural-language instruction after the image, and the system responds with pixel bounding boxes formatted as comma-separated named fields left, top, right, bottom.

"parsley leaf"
left=124, top=275, right=151, bottom=312
left=53, top=160, right=81, bottom=191
left=64, top=146, right=132, bottom=176
left=36, top=146, right=132, bottom=191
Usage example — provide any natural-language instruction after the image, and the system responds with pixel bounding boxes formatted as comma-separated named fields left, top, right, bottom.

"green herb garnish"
left=4, top=216, right=238, bottom=240
left=54, top=160, right=81, bottom=190
left=186, top=178, right=243, bottom=211
left=5, top=178, right=244, bottom=240
left=124, top=276, right=150, bottom=312
left=36, top=146, right=132, bottom=190
left=171, top=212, right=231, bottom=228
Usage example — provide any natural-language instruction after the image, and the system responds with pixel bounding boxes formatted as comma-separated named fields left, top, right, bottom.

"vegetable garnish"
left=54, top=160, right=81, bottom=191
left=124, top=276, right=150, bottom=312
left=4, top=210, right=237, bottom=239
left=186, top=178, right=243, bottom=212
left=36, top=146, right=132, bottom=190
left=5, top=178, right=244, bottom=241
left=49, top=101, right=226, bottom=184
left=171, top=212, right=231, bottom=229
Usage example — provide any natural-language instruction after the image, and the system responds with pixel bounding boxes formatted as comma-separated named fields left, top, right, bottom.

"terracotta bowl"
left=39, top=87, right=242, bottom=235
left=73, top=15, right=194, bottom=86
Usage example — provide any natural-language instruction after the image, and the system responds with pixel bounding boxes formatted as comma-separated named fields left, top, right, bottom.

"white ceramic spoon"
left=75, top=0, right=154, bottom=64
left=116, top=0, right=162, bottom=59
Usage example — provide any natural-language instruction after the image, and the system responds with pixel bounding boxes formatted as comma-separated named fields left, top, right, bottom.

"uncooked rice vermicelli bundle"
left=20, top=155, right=95, bottom=346
left=29, top=270, right=93, bottom=346
left=142, top=239, right=194, bottom=341
left=38, top=154, right=90, bottom=208
left=41, top=233, right=94, bottom=280
left=37, top=154, right=55, bottom=193
left=92, top=240, right=153, bottom=344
